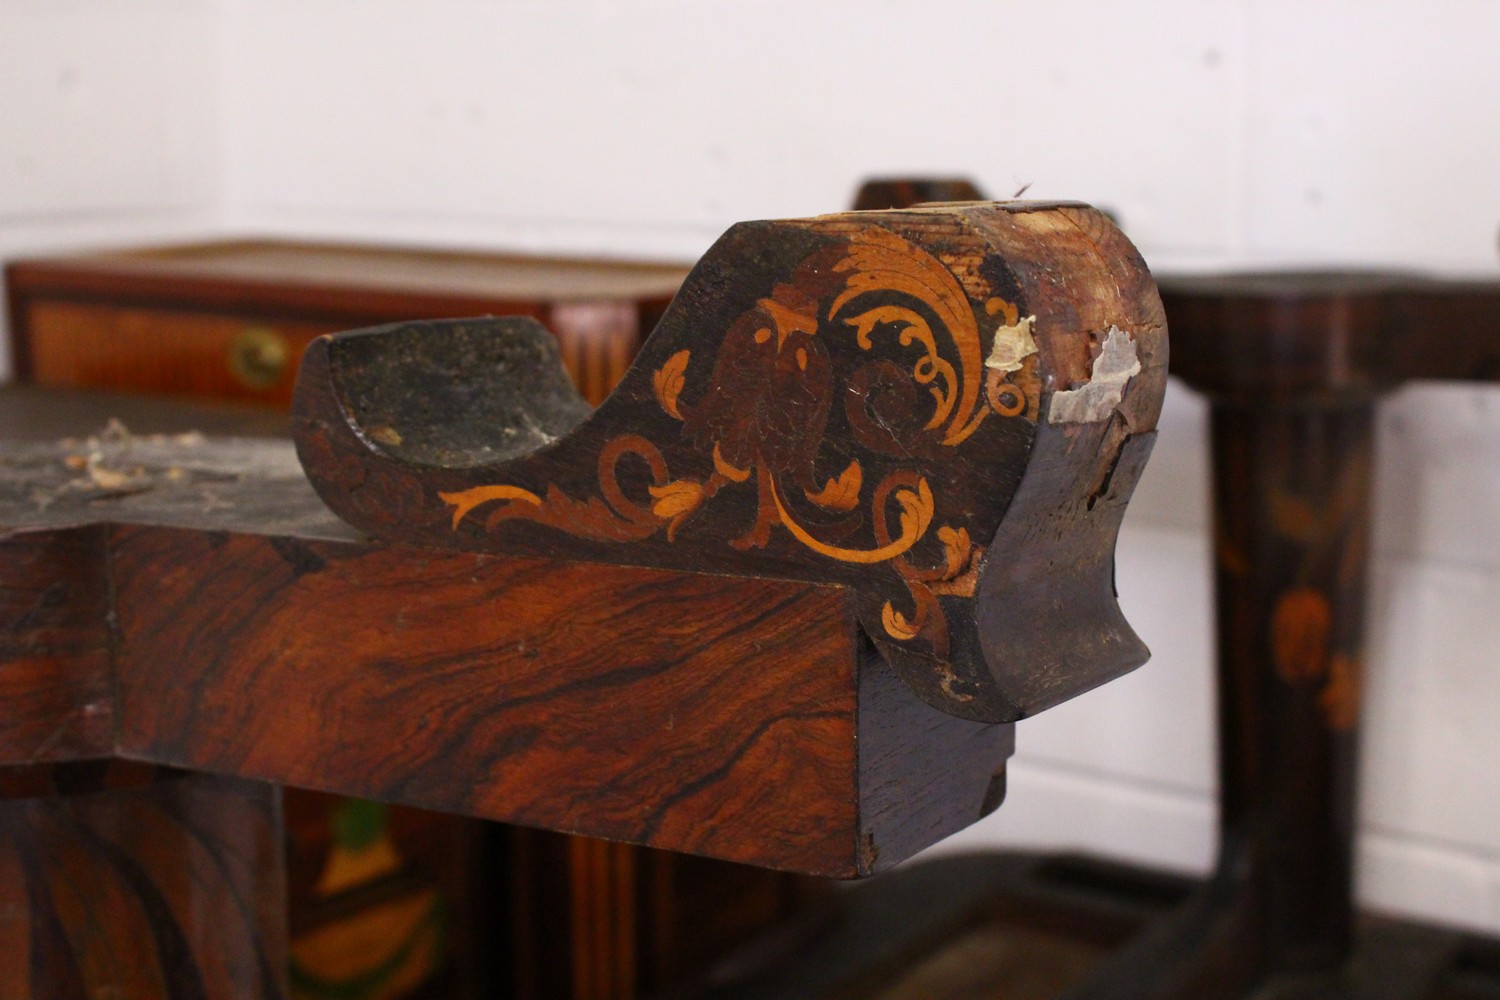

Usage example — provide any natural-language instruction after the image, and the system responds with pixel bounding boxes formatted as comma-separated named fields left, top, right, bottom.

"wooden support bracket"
left=1, top=202, right=1166, bottom=884
left=294, top=201, right=1168, bottom=724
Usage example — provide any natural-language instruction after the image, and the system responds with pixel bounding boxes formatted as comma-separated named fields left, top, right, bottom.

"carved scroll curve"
left=292, top=201, right=1168, bottom=724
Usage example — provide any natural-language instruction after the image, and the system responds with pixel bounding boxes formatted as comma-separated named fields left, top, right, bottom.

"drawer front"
left=24, top=300, right=333, bottom=406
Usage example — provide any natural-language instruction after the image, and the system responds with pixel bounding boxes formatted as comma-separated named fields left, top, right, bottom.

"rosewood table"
left=0, top=200, right=1167, bottom=998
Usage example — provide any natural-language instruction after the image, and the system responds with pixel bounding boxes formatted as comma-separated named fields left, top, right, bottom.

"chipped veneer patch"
left=985, top=315, right=1039, bottom=374
left=1046, top=326, right=1141, bottom=424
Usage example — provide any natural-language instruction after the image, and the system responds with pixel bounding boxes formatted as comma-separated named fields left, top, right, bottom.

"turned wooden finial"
left=293, top=202, right=1168, bottom=723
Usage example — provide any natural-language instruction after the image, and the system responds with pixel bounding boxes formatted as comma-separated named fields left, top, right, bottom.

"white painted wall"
left=0, top=0, right=225, bottom=381
left=4, top=0, right=1500, bottom=936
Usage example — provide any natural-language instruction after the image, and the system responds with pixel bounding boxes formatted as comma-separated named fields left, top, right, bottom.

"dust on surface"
left=1, top=418, right=347, bottom=539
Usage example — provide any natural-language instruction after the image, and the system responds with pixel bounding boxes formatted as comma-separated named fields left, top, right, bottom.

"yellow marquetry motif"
left=712, top=443, right=751, bottom=483
left=843, top=305, right=959, bottom=430
left=882, top=602, right=921, bottom=640
left=937, top=525, right=972, bottom=579
left=648, top=478, right=704, bottom=540
left=653, top=349, right=690, bottom=420
left=435, top=226, right=1016, bottom=653
left=648, top=479, right=703, bottom=520
left=440, top=485, right=542, bottom=528
left=770, top=476, right=933, bottom=565
left=828, top=229, right=988, bottom=446
left=985, top=296, right=1020, bottom=324
left=759, top=294, right=819, bottom=347
left=805, top=461, right=862, bottom=512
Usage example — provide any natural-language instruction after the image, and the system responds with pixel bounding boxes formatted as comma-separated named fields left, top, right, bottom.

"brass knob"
left=228, top=326, right=290, bottom=390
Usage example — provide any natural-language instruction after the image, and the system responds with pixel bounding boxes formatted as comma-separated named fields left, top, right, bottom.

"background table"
left=6, top=240, right=689, bottom=408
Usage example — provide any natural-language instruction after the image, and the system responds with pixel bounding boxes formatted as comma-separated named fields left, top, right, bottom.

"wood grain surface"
left=0, top=770, right=288, bottom=999
left=0, top=527, right=113, bottom=765
left=111, top=528, right=870, bottom=875
left=0, top=390, right=1014, bottom=877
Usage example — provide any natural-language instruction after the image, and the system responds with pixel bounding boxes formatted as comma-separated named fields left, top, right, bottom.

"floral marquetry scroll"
left=293, top=201, right=1168, bottom=723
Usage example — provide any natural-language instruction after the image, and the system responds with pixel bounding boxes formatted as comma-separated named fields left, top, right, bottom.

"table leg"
left=1211, top=398, right=1370, bottom=978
